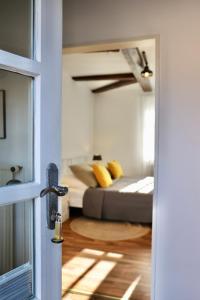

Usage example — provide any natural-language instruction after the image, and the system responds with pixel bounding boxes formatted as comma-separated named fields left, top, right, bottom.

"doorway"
left=61, top=37, right=158, bottom=300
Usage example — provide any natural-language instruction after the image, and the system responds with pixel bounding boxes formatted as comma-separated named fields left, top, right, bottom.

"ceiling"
left=63, top=39, right=155, bottom=94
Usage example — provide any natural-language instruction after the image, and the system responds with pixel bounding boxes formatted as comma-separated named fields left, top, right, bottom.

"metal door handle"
left=40, top=185, right=68, bottom=197
left=40, top=163, right=68, bottom=232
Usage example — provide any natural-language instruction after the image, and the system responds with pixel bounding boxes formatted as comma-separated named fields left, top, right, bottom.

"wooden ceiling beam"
left=136, top=47, right=144, bottom=68
left=92, top=79, right=137, bottom=94
left=72, top=73, right=135, bottom=81
left=122, top=48, right=152, bottom=92
left=89, top=49, right=120, bottom=53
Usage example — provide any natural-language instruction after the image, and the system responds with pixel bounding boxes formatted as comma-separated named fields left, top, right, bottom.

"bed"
left=60, top=156, right=89, bottom=209
left=60, top=157, right=153, bottom=223
left=83, top=176, right=153, bottom=223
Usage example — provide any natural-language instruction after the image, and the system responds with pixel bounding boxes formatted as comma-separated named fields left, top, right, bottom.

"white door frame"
left=0, top=0, right=63, bottom=299
left=62, top=36, right=160, bottom=300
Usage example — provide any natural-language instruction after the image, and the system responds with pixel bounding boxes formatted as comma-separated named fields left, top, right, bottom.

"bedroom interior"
left=0, top=37, right=155, bottom=299
left=60, top=38, right=156, bottom=299
left=0, top=24, right=155, bottom=299
left=0, top=0, right=199, bottom=299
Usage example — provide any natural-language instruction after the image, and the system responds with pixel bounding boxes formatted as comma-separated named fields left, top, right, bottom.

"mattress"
left=83, top=177, right=153, bottom=223
left=69, top=186, right=87, bottom=208
left=60, top=173, right=88, bottom=208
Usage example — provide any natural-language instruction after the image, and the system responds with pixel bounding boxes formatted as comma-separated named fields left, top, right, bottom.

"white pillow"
left=60, top=174, right=87, bottom=189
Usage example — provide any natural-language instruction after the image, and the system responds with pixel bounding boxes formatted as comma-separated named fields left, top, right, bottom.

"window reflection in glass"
left=0, top=0, right=34, bottom=58
left=0, top=69, right=33, bottom=187
left=0, top=199, right=34, bottom=298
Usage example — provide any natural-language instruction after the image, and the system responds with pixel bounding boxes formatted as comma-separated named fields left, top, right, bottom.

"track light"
left=141, top=51, right=153, bottom=78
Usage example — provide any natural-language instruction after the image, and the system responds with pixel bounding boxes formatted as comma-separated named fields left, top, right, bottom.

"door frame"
left=62, top=35, right=160, bottom=300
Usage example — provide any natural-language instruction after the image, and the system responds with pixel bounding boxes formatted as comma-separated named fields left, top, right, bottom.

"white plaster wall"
left=0, top=71, right=33, bottom=184
left=62, top=70, right=94, bottom=160
left=94, top=88, right=143, bottom=178
left=63, top=1, right=200, bottom=299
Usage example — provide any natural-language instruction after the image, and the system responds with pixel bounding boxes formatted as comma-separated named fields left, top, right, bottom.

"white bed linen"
left=120, top=176, right=154, bottom=194
left=58, top=185, right=87, bottom=222
left=68, top=186, right=87, bottom=208
left=60, top=174, right=88, bottom=208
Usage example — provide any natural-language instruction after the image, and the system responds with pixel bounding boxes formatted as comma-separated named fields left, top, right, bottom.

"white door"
left=0, top=1, right=63, bottom=299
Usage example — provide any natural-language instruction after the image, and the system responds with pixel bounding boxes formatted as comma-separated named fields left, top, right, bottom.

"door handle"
left=40, top=163, right=68, bottom=237
left=40, top=185, right=68, bottom=197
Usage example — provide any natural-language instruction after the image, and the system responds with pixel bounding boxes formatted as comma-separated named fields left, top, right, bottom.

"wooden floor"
left=62, top=212, right=151, bottom=300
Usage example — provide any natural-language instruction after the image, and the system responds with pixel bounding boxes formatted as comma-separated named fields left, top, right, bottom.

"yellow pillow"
left=92, top=164, right=112, bottom=188
left=107, top=160, right=124, bottom=179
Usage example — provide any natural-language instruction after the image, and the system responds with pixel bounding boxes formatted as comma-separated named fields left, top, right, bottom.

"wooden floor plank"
left=62, top=215, right=151, bottom=300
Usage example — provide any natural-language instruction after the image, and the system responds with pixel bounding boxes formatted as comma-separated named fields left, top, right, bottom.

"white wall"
left=62, top=70, right=94, bottom=160
left=0, top=71, right=33, bottom=184
left=63, top=1, right=200, bottom=300
left=94, top=88, right=144, bottom=178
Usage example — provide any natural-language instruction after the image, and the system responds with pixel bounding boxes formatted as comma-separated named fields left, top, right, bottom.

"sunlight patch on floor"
left=62, top=248, right=142, bottom=299
left=81, top=248, right=105, bottom=256
left=106, top=252, right=123, bottom=259
left=72, top=260, right=117, bottom=293
left=62, top=256, right=96, bottom=294
left=121, top=275, right=141, bottom=299
left=62, top=292, right=90, bottom=300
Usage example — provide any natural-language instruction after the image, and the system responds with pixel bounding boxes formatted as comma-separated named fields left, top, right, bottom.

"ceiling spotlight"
left=141, top=51, right=153, bottom=78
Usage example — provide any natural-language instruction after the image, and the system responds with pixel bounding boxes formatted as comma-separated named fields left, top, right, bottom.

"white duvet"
left=120, top=176, right=154, bottom=194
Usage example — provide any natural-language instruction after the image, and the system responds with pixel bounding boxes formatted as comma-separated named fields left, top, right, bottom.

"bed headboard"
left=61, top=156, right=90, bottom=178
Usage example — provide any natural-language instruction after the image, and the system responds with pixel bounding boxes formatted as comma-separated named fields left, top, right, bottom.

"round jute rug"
left=70, top=217, right=150, bottom=241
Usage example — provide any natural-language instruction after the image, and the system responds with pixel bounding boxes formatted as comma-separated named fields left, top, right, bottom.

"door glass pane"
left=0, top=69, right=33, bottom=187
left=0, top=199, right=34, bottom=299
left=0, top=0, right=34, bottom=58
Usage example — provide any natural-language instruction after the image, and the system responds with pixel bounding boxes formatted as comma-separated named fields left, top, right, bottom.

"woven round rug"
left=70, top=217, right=150, bottom=241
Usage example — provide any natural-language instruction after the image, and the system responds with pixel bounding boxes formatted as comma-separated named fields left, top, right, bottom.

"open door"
left=0, top=1, right=63, bottom=299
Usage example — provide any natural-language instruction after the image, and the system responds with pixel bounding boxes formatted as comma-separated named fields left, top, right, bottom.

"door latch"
left=40, top=163, right=68, bottom=243
left=40, top=185, right=68, bottom=198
